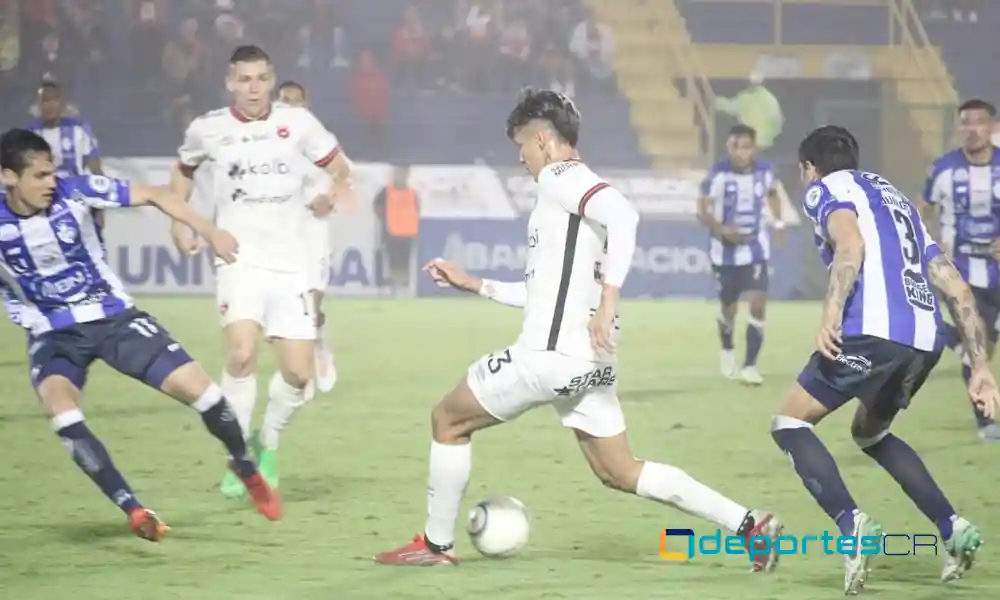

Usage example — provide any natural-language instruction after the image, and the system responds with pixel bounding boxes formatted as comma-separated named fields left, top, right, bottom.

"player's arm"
left=299, top=108, right=355, bottom=213
left=127, top=184, right=215, bottom=240
left=581, top=185, right=640, bottom=297
left=765, top=169, right=784, bottom=228
left=918, top=164, right=944, bottom=240
left=928, top=252, right=989, bottom=368
left=821, top=208, right=865, bottom=327
left=696, top=195, right=727, bottom=237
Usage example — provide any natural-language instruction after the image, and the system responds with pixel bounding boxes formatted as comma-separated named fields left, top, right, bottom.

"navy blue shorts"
left=712, top=262, right=769, bottom=305
left=27, top=307, right=193, bottom=391
left=797, top=335, right=940, bottom=419
left=972, top=286, right=1000, bottom=343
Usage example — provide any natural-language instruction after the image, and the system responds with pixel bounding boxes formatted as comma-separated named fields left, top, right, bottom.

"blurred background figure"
left=715, top=72, right=784, bottom=152
left=373, top=165, right=419, bottom=297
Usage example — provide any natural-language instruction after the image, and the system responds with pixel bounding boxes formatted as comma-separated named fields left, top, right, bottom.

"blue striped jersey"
left=699, top=159, right=776, bottom=266
left=0, top=175, right=133, bottom=335
left=804, top=170, right=943, bottom=352
left=923, top=147, right=1000, bottom=289
left=26, top=116, right=101, bottom=177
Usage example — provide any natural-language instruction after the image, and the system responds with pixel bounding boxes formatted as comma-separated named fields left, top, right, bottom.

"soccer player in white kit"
left=168, top=45, right=355, bottom=498
left=374, top=89, right=783, bottom=570
left=276, top=80, right=338, bottom=393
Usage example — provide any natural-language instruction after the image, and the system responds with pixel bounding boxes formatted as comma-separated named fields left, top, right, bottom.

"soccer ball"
left=467, top=496, right=531, bottom=558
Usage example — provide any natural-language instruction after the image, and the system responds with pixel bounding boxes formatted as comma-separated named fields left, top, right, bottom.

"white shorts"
left=216, top=264, right=316, bottom=340
left=306, top=216, right=330, bottom=291
left=466, top=345, right=626, bottom=438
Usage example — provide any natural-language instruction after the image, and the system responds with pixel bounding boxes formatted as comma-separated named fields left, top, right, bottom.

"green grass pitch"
left=0, top=298, right=996, bottom=600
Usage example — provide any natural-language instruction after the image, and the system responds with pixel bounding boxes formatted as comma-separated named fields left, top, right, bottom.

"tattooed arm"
left=821, top=210, right=865, bottom=326
left=928, top=253, right=989, bottom=368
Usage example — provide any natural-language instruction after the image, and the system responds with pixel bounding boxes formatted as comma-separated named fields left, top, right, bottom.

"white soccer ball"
left=467, top=496, right=531, bottom=558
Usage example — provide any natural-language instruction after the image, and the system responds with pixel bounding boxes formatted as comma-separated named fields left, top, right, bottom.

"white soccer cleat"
left=314, top=347, right=338, bottom=393
left=844, top=512, right=882, bottom=595
left=740, top=366, right=764, bottom=386
left=720, top=350, right=737, bottom=379
left=941, top=517, right=982, bottom=582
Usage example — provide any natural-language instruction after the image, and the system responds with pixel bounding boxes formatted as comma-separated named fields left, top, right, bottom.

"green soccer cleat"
left=219, top=470, right=246, bottom=499
left=250, top=429, right=279, bottom=489
left=942, top=517, right=982, bottom=582
left=844, top=512, right=882, bottom=595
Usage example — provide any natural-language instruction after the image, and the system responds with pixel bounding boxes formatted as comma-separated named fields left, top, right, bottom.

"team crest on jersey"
left=54, top=221, right=77, bottom=245
left=804, top=187, right=822, bottom=209
left=87, top=175, right=112, bottom=194
left=953, top=168, right=969, bottom=183
left=219, top=302, right=229, bottom=315
left=277, top=126, right=290, bottom=139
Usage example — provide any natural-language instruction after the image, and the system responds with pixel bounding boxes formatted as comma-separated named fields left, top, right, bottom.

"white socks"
left=424, top=441, right=471, bottom=548
left=636, top=461, right=748, bottom=532
left=260, top=372, right=309, bottom=450
left=220, top=371, right=257, bottom=439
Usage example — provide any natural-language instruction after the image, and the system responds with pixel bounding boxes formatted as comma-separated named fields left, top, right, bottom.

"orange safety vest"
left=386, top=185, right=419, bottom=237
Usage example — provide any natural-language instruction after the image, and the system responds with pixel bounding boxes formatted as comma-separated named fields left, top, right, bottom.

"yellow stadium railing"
left=661, top=5, right=717, bottom=160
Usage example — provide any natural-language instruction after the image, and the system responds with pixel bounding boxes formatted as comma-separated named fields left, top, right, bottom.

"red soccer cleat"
left=742, top=510, right=783, bottom=572
left=374, top=534, right=459, bottom=566
left=237, top=469, right=284, bottom=521
left=128, top=508, right=169, bottom=542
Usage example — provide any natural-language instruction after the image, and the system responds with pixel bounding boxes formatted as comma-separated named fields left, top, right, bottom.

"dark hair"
left=0, top=129, right=53, bottom=175
left=278, top=80, right=305, bottom=95
left=728, top=124, right=756, bottom=142
left=798, top=125, right=859, bottom=176
left=505, top=88, right=581, bottom=147
left=38, top=81, right=61, bottom=95
left=229, top=44, right=271, bottom=65
left=958, top=98, right=996, bottom=117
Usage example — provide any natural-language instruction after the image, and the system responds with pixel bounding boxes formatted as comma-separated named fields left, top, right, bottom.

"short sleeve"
left=68, top=175, right=132, bottom=208
left=803, top=183, right=855, bottom=230
left=920, top=219, right=943, bottom=262
left=79, top=122, right=100, bottom=160
left=698, top=171, right=713, bottom=196
left=922, top=163, right=948, bottom=205
left=178, top=119, right=208, bottom=167
left=296, top=108, right=340, bottom=167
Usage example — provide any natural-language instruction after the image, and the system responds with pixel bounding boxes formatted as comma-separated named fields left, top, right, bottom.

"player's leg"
left=257, top=282, right=320, bottom=487
left=964, top=287, right=998, bottom=440
left=98, top=309, right=282, bottom=520
left=375, top=346, right=545, bottom=566
left=312, top=288, right=338, bottom=394
left=851, top=351, right=981, bottom=582
left=770, top=337, right=898, bottom=593
left=564, top=387, right=782, bottom=572
left=713, top=266, right=739, bottom=378
left=738, top=263, right=768, bottom=386
left=29, top=330, right=166, bottom=541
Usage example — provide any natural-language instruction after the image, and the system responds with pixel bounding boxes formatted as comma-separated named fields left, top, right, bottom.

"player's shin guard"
left=635, top=461, right=749, bottom=532
left=424, top=441, right=471, bottom=551
left=52, top=409, right=143, bottom=513
left=962, top=363, right=995, bottom=427
left=260, top=373, right=309, bottom=450
left=717, top=312, right=735, bottom=351
left=191, top=385, right=256, bottom=478
left=857, top=431, right=957, bottom=538
left=770, top=416, right=858, bottom=536
left=220, top=371, right=257, bottom=437
left=745, top=317, right=765, bottom=367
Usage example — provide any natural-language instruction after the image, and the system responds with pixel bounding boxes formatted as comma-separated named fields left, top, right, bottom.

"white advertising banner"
left=101, top=158, right=393, bottom=296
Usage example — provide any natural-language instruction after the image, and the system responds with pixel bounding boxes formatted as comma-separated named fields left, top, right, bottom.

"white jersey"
left=303, top=163, right=333, bottom=253
left=178, top=103, right=340, bottom=273
left=517, top=161, right=614, bottom=362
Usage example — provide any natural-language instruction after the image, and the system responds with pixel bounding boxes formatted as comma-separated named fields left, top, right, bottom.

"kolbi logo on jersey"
left=227, top=159, right=290, bottom=179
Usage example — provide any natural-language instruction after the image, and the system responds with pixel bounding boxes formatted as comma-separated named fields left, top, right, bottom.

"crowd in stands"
left=0, top=0, right=618, bottom=137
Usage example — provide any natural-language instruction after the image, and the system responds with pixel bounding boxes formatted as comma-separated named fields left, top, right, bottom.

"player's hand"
left=991, top=238, right=1000, bottom=261
left=309, top=194, right=335, bottom=218
left=423, top=258, right=477, bottom=292
left=332, top=178, right=358, bottom=214
left=815, top=319, right=843, bottom=360
left=720, top=226, right=747, bottom=244
left=588, top=288, right=619, bottom=353
left=207, top=228, right=239, bottom=264
left=170, top=222, right=204, bottom=256
left=968, top=367, right=1000, bottom=420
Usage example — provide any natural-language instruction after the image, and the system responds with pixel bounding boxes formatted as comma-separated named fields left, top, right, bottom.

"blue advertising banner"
left=417, top=219, right=810, bottom=300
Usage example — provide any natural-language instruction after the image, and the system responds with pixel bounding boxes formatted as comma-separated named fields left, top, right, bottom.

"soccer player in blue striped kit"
left=917, top=99, right=1000, bottom=441
left=697, top=125, right=785, bottom=385
left=769, top=126, right=999, bottom=594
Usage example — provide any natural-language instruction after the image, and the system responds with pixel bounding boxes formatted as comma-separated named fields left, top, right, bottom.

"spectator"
left=162, top=18, right=207, bottom=128
left=128, top=0, right=166, bottom=89
left=539, top=44, right=575, bottom=99
left=498, top=17, right=532, bottom=86
left=65, top=1, right=107, bottom=68
left=351, top=49, right=390, bottom=153
left=392, top=6, right=432, bottom=88
left=569, top=12, right=615, bottom=83
left=0, top=1, right=20, bottom=74
left=373, top=166, right=420, bottom=297
left=714, top=72, right=784, bottom=151
left=22, top=31, right=71, bottom=87
left=456, top=0, right=499, bottom=91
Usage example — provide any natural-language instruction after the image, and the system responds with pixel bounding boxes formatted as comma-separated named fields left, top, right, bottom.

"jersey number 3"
left=891, top=208, right=920, bottom=266
left=486, top=350, right=512, bottom=374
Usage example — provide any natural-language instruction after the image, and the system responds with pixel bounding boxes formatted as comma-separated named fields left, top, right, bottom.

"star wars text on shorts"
left=659, top=529, right=940, bottom=561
